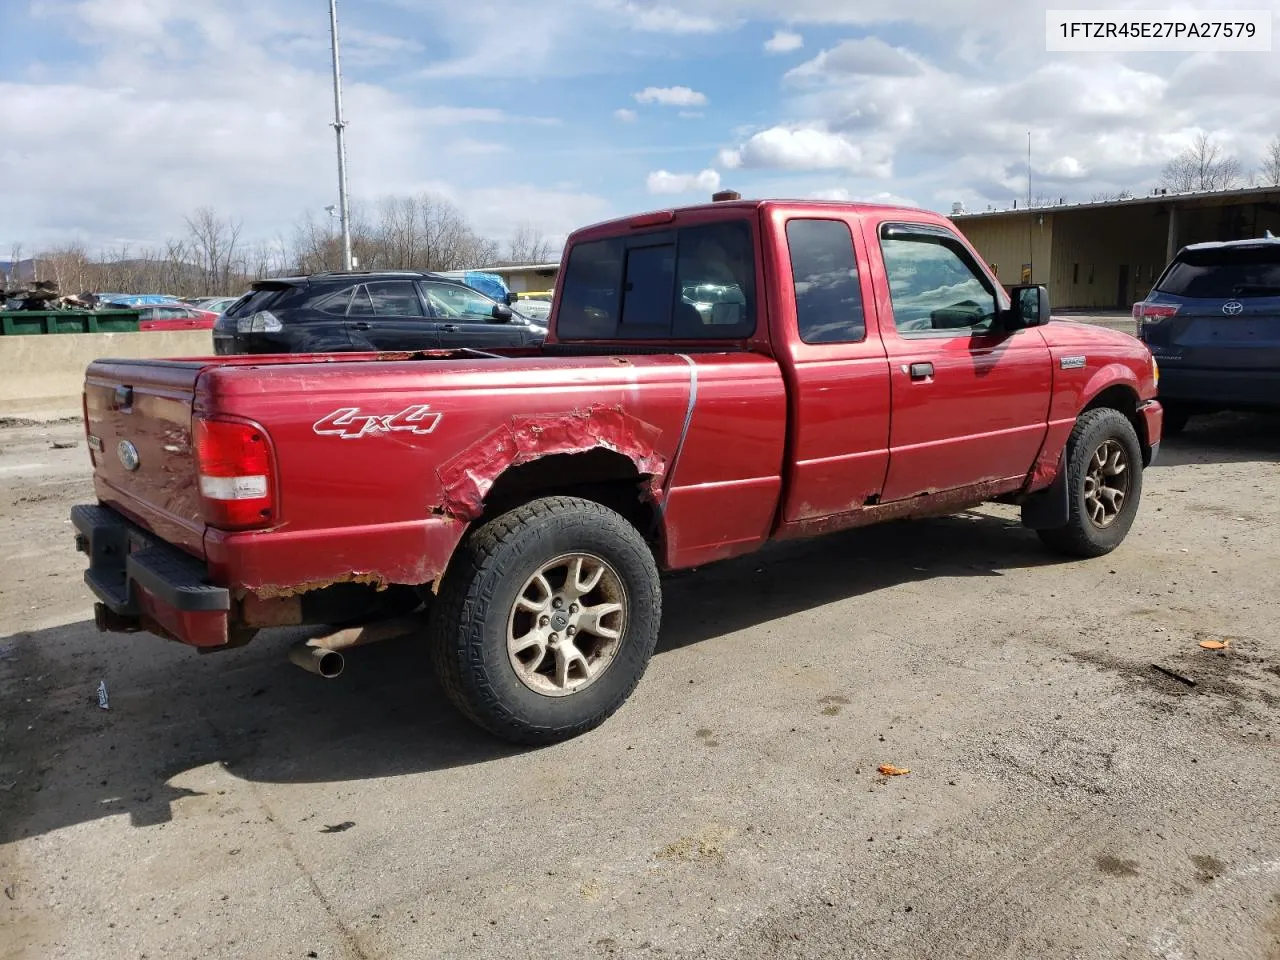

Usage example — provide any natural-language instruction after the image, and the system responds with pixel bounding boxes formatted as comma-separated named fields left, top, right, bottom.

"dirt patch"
left=1095, top=855, right=1140, bottom=878
left=1190, top=854, right=1228, bottom=884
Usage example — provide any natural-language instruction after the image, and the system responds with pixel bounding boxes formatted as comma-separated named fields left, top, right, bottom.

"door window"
left=879, top=225, right=998, bottom=335
left=364, top=280, right=424, bottom=317
left=315, top=286, right=355, bottom=315
left=786, top=219, right=865, bottom=344
left=420, top=282, right=501, bottom=321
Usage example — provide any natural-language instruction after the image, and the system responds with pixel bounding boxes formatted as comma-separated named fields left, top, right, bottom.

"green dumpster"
left=0, top=309, right=141, bottom=335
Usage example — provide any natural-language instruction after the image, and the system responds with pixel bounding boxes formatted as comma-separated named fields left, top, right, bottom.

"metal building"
left=953, top=185, right=1280, bottom=310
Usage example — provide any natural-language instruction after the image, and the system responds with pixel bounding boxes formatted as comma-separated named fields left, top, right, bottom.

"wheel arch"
left=1079, top=369, right=1152, bottom=465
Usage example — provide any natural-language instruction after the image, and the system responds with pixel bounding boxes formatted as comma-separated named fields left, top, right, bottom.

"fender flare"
left=1079, top=363, right=1142, bottom=411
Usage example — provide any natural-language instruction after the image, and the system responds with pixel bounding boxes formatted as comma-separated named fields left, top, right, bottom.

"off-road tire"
left=428, top=496, right=661, bottom=745
left=1037, top=408, right=1144, bottom=558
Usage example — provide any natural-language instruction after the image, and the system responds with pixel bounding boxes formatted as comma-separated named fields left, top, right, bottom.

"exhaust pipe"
left=289, top=643, right=344, bottom=679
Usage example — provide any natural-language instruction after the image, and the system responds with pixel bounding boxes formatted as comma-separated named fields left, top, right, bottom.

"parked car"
left=185, top=296, right=241, bottom=314
left=1134, top=234, right=1280, bottom=433
left=513, top=298, right=552, bottom=323
left=213, top=270, right=546, bottom=355
left=100, top=294, right=183, bottom=307
left=137, top=304, right=219, bottom=331
left=72, top=197, right=1160, bottom=745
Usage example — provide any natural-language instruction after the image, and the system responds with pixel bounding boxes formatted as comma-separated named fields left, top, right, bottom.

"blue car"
left=1133, top=233, right=1280, bottom=433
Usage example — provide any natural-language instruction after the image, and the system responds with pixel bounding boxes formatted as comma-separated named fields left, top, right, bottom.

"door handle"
left=351, top=321, right=372, bottom=331
left=439, top=324, right=459, bottom=333
left=907, top=362, right=934, bottom=381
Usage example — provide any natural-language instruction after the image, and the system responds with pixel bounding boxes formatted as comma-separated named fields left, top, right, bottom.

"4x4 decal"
left=313, top=404, right=442, bottom=439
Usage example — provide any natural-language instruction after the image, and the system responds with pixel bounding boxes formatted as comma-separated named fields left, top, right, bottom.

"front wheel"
left=428, top=497, right=661, bottom=745
left=1037, top=409, right=1144, bottom=558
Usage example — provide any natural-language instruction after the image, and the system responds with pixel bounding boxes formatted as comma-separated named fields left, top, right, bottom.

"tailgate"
left=1157, top=296, right=1280, bottom=370
left=85, top=359, right=207, bottom=557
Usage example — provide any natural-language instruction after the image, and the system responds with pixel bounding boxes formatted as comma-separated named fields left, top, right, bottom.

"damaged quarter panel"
left=197, top=354, right=698, bottom=593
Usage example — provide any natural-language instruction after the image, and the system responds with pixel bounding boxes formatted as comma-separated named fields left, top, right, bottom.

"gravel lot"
left=1, top=410, right=1277, bottom=960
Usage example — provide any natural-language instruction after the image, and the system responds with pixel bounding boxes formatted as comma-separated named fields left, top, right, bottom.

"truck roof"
left=572, top=198, right=943, bottom=239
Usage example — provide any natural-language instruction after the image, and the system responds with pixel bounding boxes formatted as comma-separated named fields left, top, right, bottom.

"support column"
left=1166, top=204, right=1179, bottom=262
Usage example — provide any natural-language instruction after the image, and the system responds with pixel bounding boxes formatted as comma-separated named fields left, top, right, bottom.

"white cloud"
left=719, top=126, right=874, bottom=173
left=807, top=187, right=918, bottom=207
left=1044, top=157, right=1086, bottom=179
left=646, top=169, right=722, bottom=194
left=601, top=0, right=721, bottom=33
left=764, top=29, right=803, bottom=53
left=614, top=108, right=638, bottom=122
left=1, top=1, right=610, bottom=252
left=786, top=37, right=922, bottom=81
left=634, top=85, right=709, bottom=107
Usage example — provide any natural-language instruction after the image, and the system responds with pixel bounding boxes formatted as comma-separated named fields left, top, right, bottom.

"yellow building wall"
left=1048, top=207, right=1168, bottom=309
left=956, top=213, right=1054, bottom=291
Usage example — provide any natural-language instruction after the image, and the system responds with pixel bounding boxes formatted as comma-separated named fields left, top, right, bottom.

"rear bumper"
left=72, top=504, right=233, bottom=648
left=1157, top=367, right=1280, bottom=409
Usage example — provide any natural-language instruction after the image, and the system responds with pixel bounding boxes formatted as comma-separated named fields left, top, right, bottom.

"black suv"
left=213, top=271, right=548, bottom=355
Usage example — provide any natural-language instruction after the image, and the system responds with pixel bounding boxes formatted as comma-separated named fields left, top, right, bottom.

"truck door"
left=862, top=218, right=1052, bottom=501
left=770, top=212, right=893, bottom=522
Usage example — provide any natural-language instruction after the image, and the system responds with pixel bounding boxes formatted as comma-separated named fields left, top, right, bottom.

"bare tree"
left=504, top=222, right=556, bottom=263
left=1090, top=188, right=1134, bottom=202
left=184, top=207, right=244, bottom=295
left=17, top=193, right=551, bottom=299
left=1160, top=133, right=1242, bottom=192
left=1260, top=135, right=1280, bottom=187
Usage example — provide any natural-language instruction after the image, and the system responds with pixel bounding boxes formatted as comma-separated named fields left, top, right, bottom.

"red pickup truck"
left=72, top=197, right=1162, bottom=744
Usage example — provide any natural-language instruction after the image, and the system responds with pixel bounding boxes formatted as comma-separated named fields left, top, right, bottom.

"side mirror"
left=1007, top=284, right=1050, bottom=329
left=492, top=303, right=513, bottom=322
left=504, top=291, right=520, bottom=305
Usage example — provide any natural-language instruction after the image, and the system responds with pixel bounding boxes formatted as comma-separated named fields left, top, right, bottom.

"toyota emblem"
left=117, top=440, right=140, bottom=471
left=1222, top=300, right=1244, bottom=316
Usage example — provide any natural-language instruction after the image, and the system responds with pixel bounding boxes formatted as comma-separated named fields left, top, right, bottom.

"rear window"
left=224, top=286, right=288, bottom=318
left=557, top=220, right=756, bottom=340
left=1156, top=246, right=1280, bottom=298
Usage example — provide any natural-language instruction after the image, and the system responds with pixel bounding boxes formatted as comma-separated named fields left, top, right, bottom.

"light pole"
left=328, top=0, right=353, bottom=271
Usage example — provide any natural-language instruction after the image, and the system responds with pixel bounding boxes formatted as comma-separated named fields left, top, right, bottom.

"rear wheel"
left=1037, top=409, right=1144, bottom=558
left=428, top=496, right=661, bottom=745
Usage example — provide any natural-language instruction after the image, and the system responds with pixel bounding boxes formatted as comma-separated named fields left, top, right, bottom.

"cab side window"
left=879, top=224, right=997, bottom=335
left=786, top=218, right=865, bottom=344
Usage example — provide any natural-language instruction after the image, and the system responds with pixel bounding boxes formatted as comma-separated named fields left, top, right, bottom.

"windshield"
left=1156, top=246, right=1280, bottom=298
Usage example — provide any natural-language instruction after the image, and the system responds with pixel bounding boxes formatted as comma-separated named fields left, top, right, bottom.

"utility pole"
left=1027, top=130, right=1033, bottom=282
left=328, top=0, right=353, bottom=271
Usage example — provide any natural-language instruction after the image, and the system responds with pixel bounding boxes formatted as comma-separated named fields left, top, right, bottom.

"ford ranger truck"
left=72, top=198, right=1162, bottom=745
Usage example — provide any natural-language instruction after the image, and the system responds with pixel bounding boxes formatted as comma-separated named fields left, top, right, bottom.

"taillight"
left=194, top=418, right=277, bottom=530
left=1133, top=302, right=1178, bottom=336
left=236, top=310, right=283, bottom=334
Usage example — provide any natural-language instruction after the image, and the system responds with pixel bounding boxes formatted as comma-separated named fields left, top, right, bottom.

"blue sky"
left=2, top=0, right=1278, bottom=255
